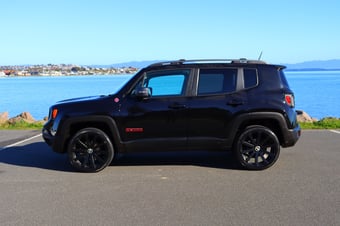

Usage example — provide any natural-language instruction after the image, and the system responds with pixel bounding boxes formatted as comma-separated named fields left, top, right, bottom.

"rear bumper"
left=281, top=124, right=301, bottom=147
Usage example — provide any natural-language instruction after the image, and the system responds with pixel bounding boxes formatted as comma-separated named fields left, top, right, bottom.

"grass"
left=1, top=118, right=340, bottom=130
left=0, top=120, right=44, bottom=130
left=299, top=117, right=340, bottom=129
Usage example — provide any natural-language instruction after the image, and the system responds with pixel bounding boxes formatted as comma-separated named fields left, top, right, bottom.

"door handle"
left=226, top=99, right=244, bottom=106
left=168, top=103, right=187, bottom=109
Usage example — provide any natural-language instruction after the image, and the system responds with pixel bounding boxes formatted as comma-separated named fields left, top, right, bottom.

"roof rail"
left=148, top=58, right=266, bottom=67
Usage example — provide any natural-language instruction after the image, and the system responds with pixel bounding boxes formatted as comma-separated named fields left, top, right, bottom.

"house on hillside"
left=0, top=71, right=6, bottom=77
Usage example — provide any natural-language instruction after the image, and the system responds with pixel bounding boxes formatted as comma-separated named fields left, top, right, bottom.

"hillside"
left=90, top=60, right=162, bottom=69
left=284, top=59, right=340, bottom=70
left=89, top=59, right=340, bottom=71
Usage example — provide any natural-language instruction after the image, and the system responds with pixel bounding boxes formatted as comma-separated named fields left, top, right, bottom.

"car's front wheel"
left=67, top=128, right=114, bottom=172
left=234, top=126, right=280, bottom=170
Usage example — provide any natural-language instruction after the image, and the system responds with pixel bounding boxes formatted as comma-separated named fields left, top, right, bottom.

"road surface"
left=0, top=130, right=339, bottom=225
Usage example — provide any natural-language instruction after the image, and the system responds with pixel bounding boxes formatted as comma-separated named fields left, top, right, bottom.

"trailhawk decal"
left=125, top=128, right=144, bottom=133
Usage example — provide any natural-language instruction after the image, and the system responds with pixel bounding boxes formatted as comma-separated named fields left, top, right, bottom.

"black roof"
left=146, top=58, right=285, bottom=69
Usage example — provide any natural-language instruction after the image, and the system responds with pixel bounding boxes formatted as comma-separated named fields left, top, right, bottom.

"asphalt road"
left=0, top=130, right=339, bottom=225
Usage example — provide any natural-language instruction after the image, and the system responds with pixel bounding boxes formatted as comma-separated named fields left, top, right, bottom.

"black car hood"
left=58, top=95, right=106, bottom=104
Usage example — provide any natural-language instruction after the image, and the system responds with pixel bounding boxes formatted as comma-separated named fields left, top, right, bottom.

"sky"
left=1, top=0, right=340, bottom=65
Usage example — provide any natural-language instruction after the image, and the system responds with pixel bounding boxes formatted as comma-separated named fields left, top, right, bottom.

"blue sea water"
left=285, top=71, right=340, bottom=119
left=0, top=71, right=339, bottom=120
left=0, top=75, right=133, bottom=120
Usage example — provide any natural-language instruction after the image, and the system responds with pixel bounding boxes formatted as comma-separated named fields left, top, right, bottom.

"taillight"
left=52, top=109, right=58, bottom=119
left=285, top=94, right=295, bottom=107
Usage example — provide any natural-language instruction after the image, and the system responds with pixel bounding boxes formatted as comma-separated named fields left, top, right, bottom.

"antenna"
left=258, top=51, right=263, bottom=60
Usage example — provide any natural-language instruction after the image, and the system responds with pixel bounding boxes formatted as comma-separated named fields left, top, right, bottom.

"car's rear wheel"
left=68, top=128, right=114, bottom=172
left=234, top=126, right=280, bottom=170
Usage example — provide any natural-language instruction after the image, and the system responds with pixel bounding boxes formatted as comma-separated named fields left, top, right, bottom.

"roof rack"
left=148, top=58, right=267, bottom=67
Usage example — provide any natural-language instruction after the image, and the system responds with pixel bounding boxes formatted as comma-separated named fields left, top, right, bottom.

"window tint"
left=198, top=69, right=237, bottom=95
left=244, top=69, right=258, bottom=88
left=143, top=70, right=189, bottom=96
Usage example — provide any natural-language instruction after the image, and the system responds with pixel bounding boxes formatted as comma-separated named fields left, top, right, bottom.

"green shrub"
left=300, top=117, right=340, bottom=129
left=0, top=120, right=44, bottom=130
left=1, top=118, right=340, bottom=130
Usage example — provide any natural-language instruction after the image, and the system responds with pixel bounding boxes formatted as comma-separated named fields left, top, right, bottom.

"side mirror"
left=135, top=87, right=151, bottom=98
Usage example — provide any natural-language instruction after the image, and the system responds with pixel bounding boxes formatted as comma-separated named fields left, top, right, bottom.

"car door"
left=187, top=68, right=247, bottom=150
left=119, top=69, right=192, bottom=151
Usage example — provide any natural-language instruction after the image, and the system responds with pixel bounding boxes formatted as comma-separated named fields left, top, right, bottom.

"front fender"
left=52, top=115, right=122, bottom=153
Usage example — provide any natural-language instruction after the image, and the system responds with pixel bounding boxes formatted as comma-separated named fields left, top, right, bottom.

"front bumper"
left=42, top=128, right=53, bottom=146
left=42, top=127, right=66, bottom=153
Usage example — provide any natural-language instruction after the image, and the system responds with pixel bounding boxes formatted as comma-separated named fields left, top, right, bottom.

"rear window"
left=244, top=69, right=258, bottom=88
left=279, top=70, right=290, bottom=88
left=198, top=68, right=237, bottom=95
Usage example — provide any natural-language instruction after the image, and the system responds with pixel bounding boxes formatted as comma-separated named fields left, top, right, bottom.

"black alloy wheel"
left=235, top=126, right=280, bottom=170
left=68, top=128, right=114, bottom=172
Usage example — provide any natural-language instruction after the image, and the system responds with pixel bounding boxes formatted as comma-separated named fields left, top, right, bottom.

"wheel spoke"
left=73, top=147, right=86, bottom=154
left=82, top=154, right=89, bottom=167
left=256, top=131, right=263, bottom=144
left=94, top=153, right=106, bottom=164
left=255, top=152, right=259, bottom=166
left=260, top=136, right=274, bottom=146
left=242, top=140, right=254, bottom=148
left=77, top=138, right=88, bottom=149
left=260, top=153, right=269, bottom=164
left=244, top=151, right=255, bottom=163
left=84, top=133, right=89, bottom=143
left=89, top=154, right=97, bottom=169
left=247, top=132, right=254, bottom=141
left=95, top=142, right=106, bottom=149
left=76, top=152, right=87, bottom=159
left=263, top=149, right=271, bottom=155
left=241, top=147, right=253, bottom=154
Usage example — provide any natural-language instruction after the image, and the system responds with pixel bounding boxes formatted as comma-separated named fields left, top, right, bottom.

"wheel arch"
left=230, top=112, right=288, bottom=147
left=58, top=115, right=122, bottom=153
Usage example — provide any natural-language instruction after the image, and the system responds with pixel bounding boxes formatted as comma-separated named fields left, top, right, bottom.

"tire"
left=234, top=126, right=280, bottom=170
left=67, top=128, right=114, bottom=172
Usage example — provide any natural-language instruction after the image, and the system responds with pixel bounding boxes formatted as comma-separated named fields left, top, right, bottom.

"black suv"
left=43, top=58, right=300, bottom=172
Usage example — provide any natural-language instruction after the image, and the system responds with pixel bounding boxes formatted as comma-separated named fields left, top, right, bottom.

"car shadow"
left=0, top=142, right=241, bottom=172
left=113, top=151, right=240, bottom=170
left=0, top=142, right=72, bottom=172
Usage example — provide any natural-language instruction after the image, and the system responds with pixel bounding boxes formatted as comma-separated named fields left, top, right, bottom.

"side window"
left=198, top=69, right=237, bottom=95
left=244, top=69, right=258, bottom=88
left=142, top=70, right=189, bottom=97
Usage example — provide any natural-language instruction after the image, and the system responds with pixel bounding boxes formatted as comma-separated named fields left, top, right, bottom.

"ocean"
left=285, top=71, right=340, bottom=119
left=0, top=71, right=339, bottom=120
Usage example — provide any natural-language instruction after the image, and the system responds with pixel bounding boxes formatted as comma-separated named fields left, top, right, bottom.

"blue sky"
left=1, top=0, right=339, bottom=65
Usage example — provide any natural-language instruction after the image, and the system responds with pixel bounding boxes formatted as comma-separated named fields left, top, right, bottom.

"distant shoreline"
left=2, top=68, right=340, bottom=77
left=2, top=58, right=340, bottom=76
left=285, top=68, right=340, bottom=72
left=0, top=73, right=131, bottom=77
left=0, top=64, right=138, bottom=77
